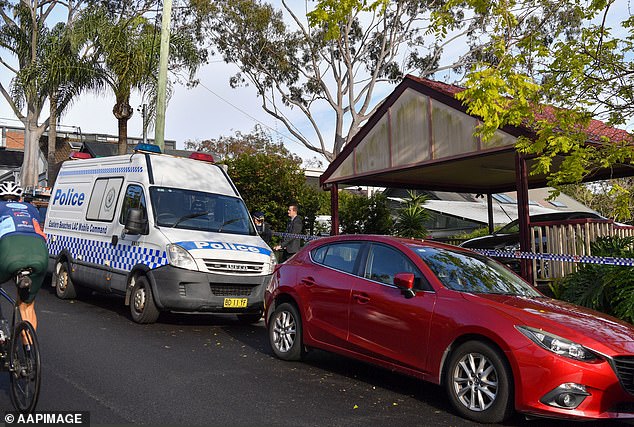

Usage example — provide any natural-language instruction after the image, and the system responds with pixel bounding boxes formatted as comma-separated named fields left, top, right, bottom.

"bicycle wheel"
left=9, top=321, right=41, bottom=414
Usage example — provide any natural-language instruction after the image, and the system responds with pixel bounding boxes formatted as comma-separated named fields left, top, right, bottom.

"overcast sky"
left=1, top=1, right=631, bottom=167
left=0, top=57, right=326, bottom=163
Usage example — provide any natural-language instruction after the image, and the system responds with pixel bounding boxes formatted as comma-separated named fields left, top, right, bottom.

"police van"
left=44, top=144, right=276, bottom=324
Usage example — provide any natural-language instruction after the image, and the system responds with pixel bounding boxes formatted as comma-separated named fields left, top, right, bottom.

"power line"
left=196, top=80, right=307, bottom=149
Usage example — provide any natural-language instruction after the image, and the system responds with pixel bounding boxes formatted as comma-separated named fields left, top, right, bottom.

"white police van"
left=44, top=144, right=276, bottom=323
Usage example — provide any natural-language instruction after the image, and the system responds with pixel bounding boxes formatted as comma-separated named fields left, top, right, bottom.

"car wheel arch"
left=439, top=334, right=517, bottom=390
left=268, top=293, right=302, bottom=323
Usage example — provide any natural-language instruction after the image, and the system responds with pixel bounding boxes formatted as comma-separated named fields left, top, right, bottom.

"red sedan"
left=264, top=235, right=634, bottom=423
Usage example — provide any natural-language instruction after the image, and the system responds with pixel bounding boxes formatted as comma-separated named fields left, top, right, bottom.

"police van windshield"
left=150, top=187, right=256, bottom=235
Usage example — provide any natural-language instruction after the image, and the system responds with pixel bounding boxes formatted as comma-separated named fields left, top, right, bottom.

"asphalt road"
left=0, top=283, right=630, bottom=426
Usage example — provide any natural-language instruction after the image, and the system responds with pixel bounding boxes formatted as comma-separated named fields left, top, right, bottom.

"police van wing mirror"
left=125, top=208, right=147, bottom=235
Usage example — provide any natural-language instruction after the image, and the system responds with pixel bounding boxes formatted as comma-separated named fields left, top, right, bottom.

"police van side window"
left=86, top=177, right=124, bottom=222
left=120, top=185, right=147, bottom=230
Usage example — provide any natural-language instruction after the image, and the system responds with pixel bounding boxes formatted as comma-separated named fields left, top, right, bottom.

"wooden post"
left=515, top=153, right=533, bottom=283
left=330, top=183, right=339, bottom=235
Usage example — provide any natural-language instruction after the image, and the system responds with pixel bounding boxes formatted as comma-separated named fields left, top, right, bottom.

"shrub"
left=560, top=236, right=634, bottom=323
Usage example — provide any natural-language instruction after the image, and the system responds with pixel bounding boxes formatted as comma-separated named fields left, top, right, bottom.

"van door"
left=73, top=176, right=124, bottom=291
left=108, top=183, right=152, bottom=293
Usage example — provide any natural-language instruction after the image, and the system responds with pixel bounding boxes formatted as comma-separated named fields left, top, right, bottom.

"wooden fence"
left=531, top=219, right=634, bottom=282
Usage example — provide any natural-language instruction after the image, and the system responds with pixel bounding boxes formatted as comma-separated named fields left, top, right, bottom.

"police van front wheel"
left=130, top=277, right=159, bottom=324
left=54, top=262, right=76, bottom=299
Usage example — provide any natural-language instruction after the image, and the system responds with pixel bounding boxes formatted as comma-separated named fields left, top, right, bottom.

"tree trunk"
left=48, top=94, right=58, bottom=186
left=118, top=116, right=129, bottom=155
left=113, top=99, right=133, bottom=155
left=21, top=114, right=46, bottom=188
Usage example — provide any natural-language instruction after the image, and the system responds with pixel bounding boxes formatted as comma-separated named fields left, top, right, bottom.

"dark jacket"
left=256, top=221, right=272, bottom=245
left=281, top=215, right=303, bottom=254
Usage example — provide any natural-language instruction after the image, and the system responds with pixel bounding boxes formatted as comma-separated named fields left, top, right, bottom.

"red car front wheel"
left=445, top=340, right=514, bottom=423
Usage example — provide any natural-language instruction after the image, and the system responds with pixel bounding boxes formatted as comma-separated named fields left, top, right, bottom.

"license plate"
left=223, top=298, right=247, bottom=308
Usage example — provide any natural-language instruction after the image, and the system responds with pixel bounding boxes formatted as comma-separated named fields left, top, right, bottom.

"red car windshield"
left=410, top=246, right=541, bottom=297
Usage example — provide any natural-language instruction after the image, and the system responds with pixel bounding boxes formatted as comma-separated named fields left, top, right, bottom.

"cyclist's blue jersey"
left=0, top=201, right=45, bottom=241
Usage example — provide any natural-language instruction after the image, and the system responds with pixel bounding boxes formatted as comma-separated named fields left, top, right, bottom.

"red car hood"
left=465, top=294, right=634, bottom=354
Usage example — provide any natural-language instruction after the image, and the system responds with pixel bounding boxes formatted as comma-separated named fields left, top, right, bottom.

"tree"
left=432, top=0, right=634, bottom=218
left=78, top=1, right=205, bottom=153
left=338, top=190, right=393, bottom=235
left=561, top=179, right=634, bottom=223
left=204, top=0, right=492, bottom=161
left=43, top=19, right=102, bottom=184
left=0, top=0, right=86, bottom=187
left=186, top=127, right=320, bottom=234
left=394, top=190, right=429, bottom=238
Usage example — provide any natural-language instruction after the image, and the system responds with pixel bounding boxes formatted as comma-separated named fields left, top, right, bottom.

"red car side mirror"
left=394, top=273, right=416, bottom=299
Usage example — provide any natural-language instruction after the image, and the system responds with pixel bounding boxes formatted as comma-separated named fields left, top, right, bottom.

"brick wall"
left=6, top=130, right=24, bottom=149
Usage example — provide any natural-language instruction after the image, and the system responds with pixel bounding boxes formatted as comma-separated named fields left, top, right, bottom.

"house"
left=384, top=188, right=598, bottom=238
left=0, top=124, right=176, bottom=186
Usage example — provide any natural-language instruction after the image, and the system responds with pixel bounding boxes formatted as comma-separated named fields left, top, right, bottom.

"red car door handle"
left=300, top=277, right=316, bottom=286
left=353, top=293, right=370, bottom=304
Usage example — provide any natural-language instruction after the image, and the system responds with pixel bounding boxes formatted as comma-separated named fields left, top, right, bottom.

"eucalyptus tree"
left=204, top=0, right=490, bottom=161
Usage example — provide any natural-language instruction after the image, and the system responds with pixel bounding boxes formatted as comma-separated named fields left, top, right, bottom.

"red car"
left=264, top=235, right=634, bottom=423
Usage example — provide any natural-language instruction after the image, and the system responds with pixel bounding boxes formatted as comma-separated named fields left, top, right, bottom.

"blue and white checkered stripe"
left=58, top=166, right=143, bottom=177
left=473, top=249, right=634, bottom=267
left=271, top=231, right=322, bottom=241
left=48, top=234, right=168, bottom=271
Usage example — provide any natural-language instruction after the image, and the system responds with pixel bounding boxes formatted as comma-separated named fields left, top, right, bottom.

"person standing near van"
left=0, top=182, right=48, bottom=331
left=252, top=212, right=272, bottom=246
left=274, top=204, right=303, bottom=262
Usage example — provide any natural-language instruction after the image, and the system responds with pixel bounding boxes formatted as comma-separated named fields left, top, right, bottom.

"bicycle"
left=0, top=269, right=41, bottom=413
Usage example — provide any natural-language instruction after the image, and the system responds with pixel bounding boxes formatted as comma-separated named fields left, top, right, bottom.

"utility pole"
left=154, top=0, right=172, bottom=150
left=141, top=104, right=148, bottom=144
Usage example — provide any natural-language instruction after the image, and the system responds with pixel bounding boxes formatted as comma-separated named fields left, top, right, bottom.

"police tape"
left=269, top=232, right=634, bottom=267
left=271, top=231, right=323, bottom=241
left=472, top=249, right=634, bottom=267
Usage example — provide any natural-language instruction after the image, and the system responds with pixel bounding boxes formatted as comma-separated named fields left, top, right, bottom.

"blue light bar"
left=133, top=143, right=162, bottom=154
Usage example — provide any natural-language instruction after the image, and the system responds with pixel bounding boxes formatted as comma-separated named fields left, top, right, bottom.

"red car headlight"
left=516, top=326, right=600, bottom=362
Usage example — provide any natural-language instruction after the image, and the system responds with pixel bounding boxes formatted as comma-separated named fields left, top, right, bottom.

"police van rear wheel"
left=130, top=276, right=159, bottom=324
left=54, top=262, right=76, bottom=299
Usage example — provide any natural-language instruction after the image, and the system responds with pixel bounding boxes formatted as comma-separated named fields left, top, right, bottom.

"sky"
left=0, top=58, right=323, bottom=162
left=1, top=1, right=632, bottom=167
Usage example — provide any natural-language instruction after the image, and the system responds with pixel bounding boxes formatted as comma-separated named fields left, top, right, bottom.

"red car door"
left=347, top=243, right=436, bottom=373
left=297, top=242, right=363, bottom=349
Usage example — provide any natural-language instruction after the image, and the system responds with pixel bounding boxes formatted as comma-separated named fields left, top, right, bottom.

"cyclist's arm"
left=32, top=218, right=46, bottom=240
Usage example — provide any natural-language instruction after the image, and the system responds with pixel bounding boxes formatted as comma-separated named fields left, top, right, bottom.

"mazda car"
left=264, top=235, right=634, bottom=423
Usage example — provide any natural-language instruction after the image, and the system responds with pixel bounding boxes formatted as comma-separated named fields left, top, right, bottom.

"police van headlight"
left=264, top=251, right=277, bottom=275
left=167, top=244, right=198, bottom=271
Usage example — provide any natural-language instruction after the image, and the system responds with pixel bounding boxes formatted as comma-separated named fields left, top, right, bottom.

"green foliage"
left=454, top=226, right=493, bottom=240
left=434, top=0, right=634, bottom=220
left=76, top=1, right=205, bottom=146
left=307, top=0, right=388, bottom=40
left=560, top=236, right=634, bottom=323
left=561, top=179, right=634, bottom=223
left=394, top=191, right=430, bottom=238
left=338, top=191, right=393, bottom=235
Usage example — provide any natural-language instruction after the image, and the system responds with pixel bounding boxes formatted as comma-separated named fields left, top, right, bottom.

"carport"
left=319, top=75, right=632, bottom=283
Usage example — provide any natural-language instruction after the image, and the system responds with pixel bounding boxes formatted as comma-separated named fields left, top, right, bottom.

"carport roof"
left=320, top=75, right=632, bottom=193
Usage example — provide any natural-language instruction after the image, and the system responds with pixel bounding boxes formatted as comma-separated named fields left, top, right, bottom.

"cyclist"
left=0, top=182, right=47, bottom=331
